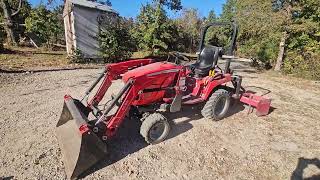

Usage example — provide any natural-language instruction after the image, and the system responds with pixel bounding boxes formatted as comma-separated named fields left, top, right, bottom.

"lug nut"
left=93, top=127, right=99, bottom=133
left=102, top=136, right=108, bottom=141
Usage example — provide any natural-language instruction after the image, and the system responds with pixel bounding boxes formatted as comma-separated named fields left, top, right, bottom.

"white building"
left=63, top=0, right=118, bottom=58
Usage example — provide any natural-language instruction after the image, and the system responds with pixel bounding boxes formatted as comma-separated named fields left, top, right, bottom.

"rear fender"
left=201, top=74, right=232, bottom=100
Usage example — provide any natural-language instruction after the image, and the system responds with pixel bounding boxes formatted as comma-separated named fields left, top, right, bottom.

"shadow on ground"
left=0, top=176, right=14, bottom=180
left=79, top=116, right=146, bottom=179
left=291, top=157, right=320, bottom=180
left=80, top=101, right=246, bottom=178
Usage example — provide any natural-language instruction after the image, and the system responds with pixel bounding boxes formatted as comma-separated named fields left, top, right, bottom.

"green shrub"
left=238, top=35, right=280, bottom=68
left=69, top=48, right=86, bottom=63
left=25, top=5, right=62, bottom=45
left=284, top=49, right=320, bottom=80
left=131, top=4, right=179, bottom=53
left=99, top=16, right=135, bottom=62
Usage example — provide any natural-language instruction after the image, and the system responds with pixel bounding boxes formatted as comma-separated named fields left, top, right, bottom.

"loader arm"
left=95, top=68, right=183, bottom=138
left=55, top=59, right=155, bottom=179
left=88, top=59, right=154, bottom=108
left=97, top=76, right=160, bottom=137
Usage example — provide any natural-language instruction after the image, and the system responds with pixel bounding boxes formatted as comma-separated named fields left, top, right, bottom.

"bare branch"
left=11, top=0, right=22, bottom=17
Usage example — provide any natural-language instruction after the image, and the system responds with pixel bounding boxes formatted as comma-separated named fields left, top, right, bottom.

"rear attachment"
left=240, top=93, right=271, bottom=116
left=232, top=75, right=271, bottom=116
left=56, top=95, right=107, bottom=179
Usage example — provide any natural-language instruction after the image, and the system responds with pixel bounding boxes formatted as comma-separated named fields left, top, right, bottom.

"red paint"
left=69, top=58, right=271, bottom=139
left=122, top=62, right=180, bottom=82
left=240, top=93, right=271, bottom=116
left=79, top=124, right=90, bottom=134
left=88, top=59, right=154, bottom=107
left=64, top=94, right=72, bottom=100
left=202, top=74, right=232, bottom=100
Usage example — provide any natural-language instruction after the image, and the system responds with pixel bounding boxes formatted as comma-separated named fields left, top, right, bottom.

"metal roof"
left=70, top=0, right=117, bottom=13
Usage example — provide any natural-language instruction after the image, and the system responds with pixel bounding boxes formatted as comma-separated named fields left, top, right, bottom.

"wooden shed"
left=63, top=0, right=118, bottom=58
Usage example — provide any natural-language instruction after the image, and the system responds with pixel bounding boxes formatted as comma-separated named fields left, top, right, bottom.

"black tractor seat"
left=190, top=45, right=223, bottom=76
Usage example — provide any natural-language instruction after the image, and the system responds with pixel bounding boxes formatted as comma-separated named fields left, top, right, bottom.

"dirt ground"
left=0, top=60, right=320, bottom=180
left=0, top=47, right=104, bottom=72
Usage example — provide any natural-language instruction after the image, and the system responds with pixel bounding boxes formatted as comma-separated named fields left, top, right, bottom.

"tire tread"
left=140, top=113, right=170, bottom=144
left=201, top=89, right=230, bottom=120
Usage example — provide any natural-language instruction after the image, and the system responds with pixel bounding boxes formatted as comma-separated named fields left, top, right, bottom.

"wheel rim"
left=149, top=121, right=166, bottom=141
left=214, top=96, right=228, bottom=116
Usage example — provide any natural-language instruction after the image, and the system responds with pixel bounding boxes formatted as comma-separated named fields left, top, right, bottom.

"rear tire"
left=140, top=113, right=170, bottom=144
left=201, top=89, right=231, bottom=121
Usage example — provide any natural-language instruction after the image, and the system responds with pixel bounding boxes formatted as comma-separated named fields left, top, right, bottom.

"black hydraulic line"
left=211, top=48, right=220, bottom=68
left=85, top=69, right=107, bottom=96
left=95, top=79, right=134, bottom=125
left=235, top=76, right=242, bottom=98
left=229, top=23, right=238, bottom=56
left=225, top=59, right=231, bottom=73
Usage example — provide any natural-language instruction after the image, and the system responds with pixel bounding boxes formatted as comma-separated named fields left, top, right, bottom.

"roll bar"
left=198, top=21, right=238, bottom=56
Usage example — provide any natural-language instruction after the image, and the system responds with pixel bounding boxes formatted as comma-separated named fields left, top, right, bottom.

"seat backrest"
left=198, top=45, right=220, bottom=69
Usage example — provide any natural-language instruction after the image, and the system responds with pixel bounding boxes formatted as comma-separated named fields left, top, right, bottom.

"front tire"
left=140, top=113, right=170, bottom=144
left=201, top=89, right=231, bottom=120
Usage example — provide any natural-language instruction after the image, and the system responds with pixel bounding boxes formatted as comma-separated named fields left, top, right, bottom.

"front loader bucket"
left=56, top=95, right=107, bottom=179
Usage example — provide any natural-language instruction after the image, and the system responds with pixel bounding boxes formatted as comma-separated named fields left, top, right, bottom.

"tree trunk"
left=190, top=37, right=193, bottom=53
left=0, top=0, right=17, bottom=46
left=274, top=31, right=287, bottom=71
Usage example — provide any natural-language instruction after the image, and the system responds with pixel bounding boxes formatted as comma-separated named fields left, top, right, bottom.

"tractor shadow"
left=0, top=176, right=14, bottom=180
left=79, top=117, right=147, bottom=178
left=245, top=86, right=271, bottom=96
left=165, top=100, right=246, bottom=140
left=80, top=101, right=246, bottom=178
left=291, top=157, right=320, bottom=180
left=165, top=105, right=204, bottom=140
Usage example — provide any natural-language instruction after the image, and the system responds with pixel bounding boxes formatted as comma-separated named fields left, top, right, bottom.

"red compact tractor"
left=56, top=22, right=271, bottom=179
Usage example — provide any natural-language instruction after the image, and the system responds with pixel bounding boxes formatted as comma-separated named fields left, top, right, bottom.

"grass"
left=0, top=47, right=107, bottom=71
left=0, top=47, right=197, bottom=72
left=131, top=51, right=153, bottom=59
left=0, top=47, right=71, bottom=71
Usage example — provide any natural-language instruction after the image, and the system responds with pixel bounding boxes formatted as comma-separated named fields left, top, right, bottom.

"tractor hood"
left=122, top=62, right=180, bottom=82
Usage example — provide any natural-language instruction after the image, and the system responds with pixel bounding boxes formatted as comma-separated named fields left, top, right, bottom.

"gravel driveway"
left=0, top=61, right=319, bottom=180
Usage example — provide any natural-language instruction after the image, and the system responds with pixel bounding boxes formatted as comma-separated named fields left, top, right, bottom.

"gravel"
left=0, top=62, right=319, bottom=179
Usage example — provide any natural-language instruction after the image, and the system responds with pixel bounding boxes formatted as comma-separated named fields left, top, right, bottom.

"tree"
left=272, top=0, right=296, bottom=71
left=99, top=15, right=135, bottom=62
left=105, top=0, right=111, bottom=6
left=175, top=8, right=202, bottom=52
left=130, top=0, right=182, bottom=53
left=233, top=0, right=319, bottom=79
left=203, top=1, right=238, bottom=52
left=235, top=0, right=284, bottom=67
left=0, top=27, right=4, bottom=50
left=10, top=0, right=31, bottom=34
left=207, top=10, right=217, bottom=22
left=90, top=0, right=112, bottom=6
left=0, top=0, right=23, bottom=46
left=25, top=5, right=62, bottom=46
left=203, top=9, right=229, bottom=48
left=132, top=3, right=177, bottom=53
left=281, top=0, right=320, bottom=79
left=221, top=0, right=236, bottom=21
left=154, top=0, right=182, bottom=10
